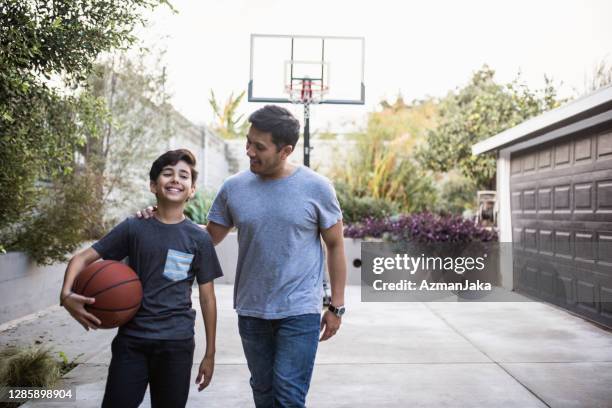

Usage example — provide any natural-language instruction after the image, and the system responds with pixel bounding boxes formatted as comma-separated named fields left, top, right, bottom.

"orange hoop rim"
left=284, top=81, right=329, bottom=104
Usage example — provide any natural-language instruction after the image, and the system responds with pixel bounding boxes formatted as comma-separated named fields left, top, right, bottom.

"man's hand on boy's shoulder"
left=196, top=354, right=215, bottom=391
left=136, top=206, right=156, bottom=219
left=135, top=205, right=210, bottom=231
left=61, top=291, right=101, bottom=331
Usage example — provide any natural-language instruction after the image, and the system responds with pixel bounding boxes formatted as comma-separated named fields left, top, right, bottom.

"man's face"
left=149, top=160, right=196, bottom=203
left=246, top=126, right=292, bottom=176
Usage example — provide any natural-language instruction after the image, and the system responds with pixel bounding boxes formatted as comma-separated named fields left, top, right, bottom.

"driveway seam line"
left=423, top=302, right=552, bottom=408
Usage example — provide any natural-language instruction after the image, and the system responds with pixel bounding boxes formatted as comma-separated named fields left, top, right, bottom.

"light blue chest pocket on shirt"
left=163, top=249, right=194, bottom=281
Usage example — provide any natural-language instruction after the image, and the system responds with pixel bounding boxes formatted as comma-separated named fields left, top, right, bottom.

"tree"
left=332, top=97, right=439, bottom=215
left=416, top=66, right=563, bottom=189
left=585, top=59, right=612, bottom=93
left=371, top=95, right=438, bottom=145
left=208, top=90, right=249, bottom=139
left=0, top=0, right=170, bottom=257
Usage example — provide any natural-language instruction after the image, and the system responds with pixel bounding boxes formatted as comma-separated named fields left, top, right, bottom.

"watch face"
left=330, top=305, right=345, bottom=316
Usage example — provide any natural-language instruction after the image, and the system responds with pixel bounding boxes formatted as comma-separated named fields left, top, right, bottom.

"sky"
left=135, top=0, right=612, bottom=133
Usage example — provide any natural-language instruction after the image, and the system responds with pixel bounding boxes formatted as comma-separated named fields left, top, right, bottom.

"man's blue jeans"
left=238, top=313, right=321, bottom=408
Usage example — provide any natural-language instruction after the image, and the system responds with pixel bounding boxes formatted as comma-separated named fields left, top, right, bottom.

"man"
left=142, top=105, right=346, bottom=407
left=208, top=105, right=346, bottom=408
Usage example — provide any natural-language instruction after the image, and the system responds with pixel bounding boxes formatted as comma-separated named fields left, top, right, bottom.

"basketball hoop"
left=285, top=78, right=328, bottom=119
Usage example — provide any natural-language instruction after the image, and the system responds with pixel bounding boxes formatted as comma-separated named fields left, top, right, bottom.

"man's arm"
left=135, top=207, right=231, bottom=247
left=206, top=221, right=231, bottom=246
left=319, top=220, right=347, bottom=341
left=59, top=247, right=103, bottom=331
left=195, top=281, right=217, bottom=391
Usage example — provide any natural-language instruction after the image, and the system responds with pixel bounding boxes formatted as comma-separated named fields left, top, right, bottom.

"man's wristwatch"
left=328, top=304, right=345, bottom=317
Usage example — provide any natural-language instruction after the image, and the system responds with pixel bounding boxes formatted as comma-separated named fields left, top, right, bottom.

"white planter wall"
left=343, top=238, right=363, bottom=286
left=0, top=236, right=364, bottom=325
left=214, top=232, right=364, bottom=286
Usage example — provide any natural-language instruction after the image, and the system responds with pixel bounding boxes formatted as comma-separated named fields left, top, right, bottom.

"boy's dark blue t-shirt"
left=92, top=216, right=223, bottom=340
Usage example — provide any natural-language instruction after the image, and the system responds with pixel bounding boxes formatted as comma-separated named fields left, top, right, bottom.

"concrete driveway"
left=2, top=284, right=611, bottom=407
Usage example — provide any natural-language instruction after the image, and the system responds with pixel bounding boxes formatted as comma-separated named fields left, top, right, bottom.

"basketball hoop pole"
left=248, top=34, right=366, bottom=309
left=292, top=79, right=317, bottom=167
left=303, top=106, right=310, bottom=167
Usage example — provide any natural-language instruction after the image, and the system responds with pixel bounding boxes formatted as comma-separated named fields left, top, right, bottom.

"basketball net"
left=285, top=79, right=328, bottom=119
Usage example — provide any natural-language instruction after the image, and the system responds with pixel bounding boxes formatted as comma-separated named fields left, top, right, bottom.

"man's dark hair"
left=248, top=105, right=300, bottom=150
left=149, top=149, right=198, bottom=183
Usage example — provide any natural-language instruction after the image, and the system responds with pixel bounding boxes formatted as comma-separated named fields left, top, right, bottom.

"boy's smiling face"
left=149, top=160, right=196, bottom=203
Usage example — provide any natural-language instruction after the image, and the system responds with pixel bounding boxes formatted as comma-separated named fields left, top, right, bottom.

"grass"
left=0, top=347, right=80, bottom=408
left=58, top=351, right=82, bottom=376
left=0, top=347, right=61, bottom=388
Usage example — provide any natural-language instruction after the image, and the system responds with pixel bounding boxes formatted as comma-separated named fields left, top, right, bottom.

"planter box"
left=0, top=235, right=367, bottom=325
left=214, top=233, right=365, bottom=286
left=343, top=238, right=363, bottom=286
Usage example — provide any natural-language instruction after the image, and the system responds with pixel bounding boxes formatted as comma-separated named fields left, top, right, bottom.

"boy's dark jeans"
left=102, top=333, right=195, bottom=408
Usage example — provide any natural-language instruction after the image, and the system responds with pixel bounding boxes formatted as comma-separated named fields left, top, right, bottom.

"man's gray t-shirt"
left=208, top=166, right=342, bottom=319
left=92, top=217, right=223, bottom=340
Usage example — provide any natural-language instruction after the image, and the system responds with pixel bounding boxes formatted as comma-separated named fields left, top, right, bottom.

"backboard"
left=248, top=34, right=365, bottom=105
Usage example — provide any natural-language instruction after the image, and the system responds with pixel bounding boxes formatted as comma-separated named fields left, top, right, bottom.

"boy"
left=59, top=149, right=222, bottom=408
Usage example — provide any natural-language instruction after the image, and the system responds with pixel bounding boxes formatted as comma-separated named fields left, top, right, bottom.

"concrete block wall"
left=202, top=128, right=231, bottom=192
left=168, top=110, right=204, bottom=178
left=225, top=139, right=249, bottom=174
left=167, top=109, right=232, bottom=193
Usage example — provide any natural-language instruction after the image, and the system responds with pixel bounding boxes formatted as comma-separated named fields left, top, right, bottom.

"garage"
left=473, top=86, right=612, bottom=328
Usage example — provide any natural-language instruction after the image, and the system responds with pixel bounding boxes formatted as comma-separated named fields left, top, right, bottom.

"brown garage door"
left=511, top=126, right=612, bottom=328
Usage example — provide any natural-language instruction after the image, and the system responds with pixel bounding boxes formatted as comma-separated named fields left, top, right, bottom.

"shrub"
left=344, top=213, right=497, bottom=243
left=184, top=191, right=217, bottom=225
left=5, top=170, right=106, bottom=265
left=332, top=138, right=439, bottom=215
left=335, top=182, right=398, bottom=224
left=434, top=172, right=477, bottom=215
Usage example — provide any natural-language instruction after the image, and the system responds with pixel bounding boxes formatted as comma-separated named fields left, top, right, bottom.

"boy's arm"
left=195, top=281, right=217, bottom=391
left=59, top=247, right=102, bottom=331
left=319, top=220, right=347, bottom=341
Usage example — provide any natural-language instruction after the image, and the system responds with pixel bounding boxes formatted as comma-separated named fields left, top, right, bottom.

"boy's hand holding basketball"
left=196, top=354, right=214, bottom=391
left=60, top=247, right=103, bottom=331
left=61, top=291, right=101, bottom=331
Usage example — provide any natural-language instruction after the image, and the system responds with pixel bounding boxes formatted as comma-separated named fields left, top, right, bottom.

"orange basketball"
left=72, top=260, right=143, bottom=329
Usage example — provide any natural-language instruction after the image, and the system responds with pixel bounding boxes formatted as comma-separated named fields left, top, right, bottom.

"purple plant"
left=343, top=213, right=497, bottom=243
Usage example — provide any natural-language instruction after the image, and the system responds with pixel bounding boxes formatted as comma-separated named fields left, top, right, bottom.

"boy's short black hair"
left=149, top=149, right=198, bottom=183
left=248, top=105, right=300, bottom=151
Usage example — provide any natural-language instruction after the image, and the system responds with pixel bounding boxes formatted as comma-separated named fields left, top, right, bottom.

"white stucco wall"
left=497, top=149, right=514, bottom=290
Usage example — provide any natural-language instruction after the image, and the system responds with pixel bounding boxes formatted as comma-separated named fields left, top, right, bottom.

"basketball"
left=72, top=260, right=143, bottom=329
